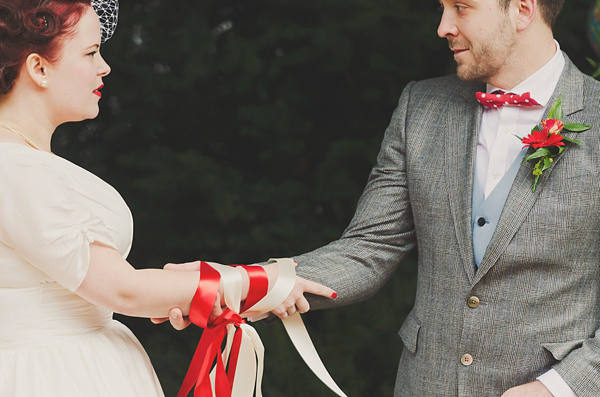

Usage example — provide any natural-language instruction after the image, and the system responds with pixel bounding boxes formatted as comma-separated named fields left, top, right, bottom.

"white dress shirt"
left=475, top=41, right=577, bottom=397
left=476, top=41, right=564, bottom=199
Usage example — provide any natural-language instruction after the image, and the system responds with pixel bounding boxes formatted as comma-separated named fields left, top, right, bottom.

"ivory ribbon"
left=178, top=258, right=347, bottom=397
left=280, top=314, right=348, bottom=397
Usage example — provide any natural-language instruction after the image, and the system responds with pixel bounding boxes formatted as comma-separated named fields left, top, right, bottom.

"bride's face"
left=44, top=5, right=111, bottom=123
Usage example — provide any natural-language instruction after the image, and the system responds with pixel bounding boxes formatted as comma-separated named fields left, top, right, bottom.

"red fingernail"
left=331, top=292, right=338, bottom=299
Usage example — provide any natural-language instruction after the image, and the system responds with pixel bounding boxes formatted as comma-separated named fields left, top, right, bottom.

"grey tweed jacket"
left=295, top=55, right=600, bottom=396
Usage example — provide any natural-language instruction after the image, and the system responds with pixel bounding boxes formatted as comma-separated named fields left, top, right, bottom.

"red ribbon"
left=234, top=265, right=269, bottom=313
left=177, top=262, right=269, bottom=397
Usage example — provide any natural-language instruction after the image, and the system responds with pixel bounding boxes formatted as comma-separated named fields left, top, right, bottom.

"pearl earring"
left=40, top=80, right=48, bottom=88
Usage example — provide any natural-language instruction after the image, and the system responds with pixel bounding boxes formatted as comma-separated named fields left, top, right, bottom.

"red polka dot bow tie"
left=475, top=90, right=541, bottom=108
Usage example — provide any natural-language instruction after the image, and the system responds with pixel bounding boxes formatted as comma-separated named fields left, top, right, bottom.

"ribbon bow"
left=177, top=259, right=348, bottom=397
left=475, top=91, right=541, bottom=108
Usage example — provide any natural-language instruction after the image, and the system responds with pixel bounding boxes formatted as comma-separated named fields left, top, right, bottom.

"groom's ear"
left=514, top=0, right=537, bottom=32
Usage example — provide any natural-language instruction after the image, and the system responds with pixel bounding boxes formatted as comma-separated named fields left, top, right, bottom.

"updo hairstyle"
left=0, top=0, right=91, bottom=95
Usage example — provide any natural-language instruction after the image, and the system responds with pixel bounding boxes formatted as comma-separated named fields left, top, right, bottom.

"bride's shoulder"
left=0, top=144, right=77, bottom=169
left=0, top=146, right=113, bottom=195
left=0, top=144, right=49, bottom=165
left=0, top=144, right=84, bottom=183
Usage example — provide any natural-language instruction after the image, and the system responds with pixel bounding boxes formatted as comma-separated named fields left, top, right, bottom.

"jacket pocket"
left=542, top=338, right=586, bottom=361
left=398, top=309, right=421, bottom=354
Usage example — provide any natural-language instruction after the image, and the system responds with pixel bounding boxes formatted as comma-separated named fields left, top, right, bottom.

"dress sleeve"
left=0, top=152, right=117, bottom=292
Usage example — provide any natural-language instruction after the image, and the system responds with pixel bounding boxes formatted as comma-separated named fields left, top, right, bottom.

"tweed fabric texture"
left=295, top=55, right=600, bottom=396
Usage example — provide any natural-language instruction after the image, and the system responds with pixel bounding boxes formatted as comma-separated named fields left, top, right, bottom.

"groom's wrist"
left=537, top=369, right=576, bottom=397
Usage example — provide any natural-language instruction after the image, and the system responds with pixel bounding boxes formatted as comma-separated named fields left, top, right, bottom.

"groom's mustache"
left=448, top=39, right=470, bottom=52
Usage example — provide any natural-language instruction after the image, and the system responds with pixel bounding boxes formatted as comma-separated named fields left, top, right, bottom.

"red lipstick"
left=93, top=84, right=104, bottom=98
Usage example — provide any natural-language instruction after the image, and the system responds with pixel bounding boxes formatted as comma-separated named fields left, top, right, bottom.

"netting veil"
left=91, top=0, right=118, bottom=42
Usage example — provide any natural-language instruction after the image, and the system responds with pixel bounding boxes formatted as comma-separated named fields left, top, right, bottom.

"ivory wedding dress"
left=0, top=144, right=164, bottom=396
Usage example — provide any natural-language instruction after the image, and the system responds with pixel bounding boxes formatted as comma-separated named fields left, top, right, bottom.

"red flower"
left=540, top=118, right=564, bottom=135
left=522, top=127, right=565, bottom=149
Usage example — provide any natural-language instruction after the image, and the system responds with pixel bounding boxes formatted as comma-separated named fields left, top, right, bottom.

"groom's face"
left=437, top=0, right=518, bottom=83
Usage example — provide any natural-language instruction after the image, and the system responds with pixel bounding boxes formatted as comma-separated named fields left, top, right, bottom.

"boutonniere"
left=517, top=95, right=591, bottom=192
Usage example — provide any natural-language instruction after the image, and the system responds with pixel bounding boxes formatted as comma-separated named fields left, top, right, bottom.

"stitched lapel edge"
left=446, top=81, right=484, bottom=283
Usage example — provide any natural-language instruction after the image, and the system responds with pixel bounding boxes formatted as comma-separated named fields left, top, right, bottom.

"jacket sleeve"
left=545, top=74, right=600, bottom=397
left=295, top=81, right=418, bottom=310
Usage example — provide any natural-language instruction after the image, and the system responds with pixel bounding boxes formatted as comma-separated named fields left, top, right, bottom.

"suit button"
left=477, top=217, right=486, bottom=227
left=461, top=354, right=474, bottom=366
left=467, top=296, right=480, bottom=308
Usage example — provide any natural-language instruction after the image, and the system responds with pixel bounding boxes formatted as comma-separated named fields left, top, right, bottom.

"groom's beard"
left=449, top=21, right=517, bottom=83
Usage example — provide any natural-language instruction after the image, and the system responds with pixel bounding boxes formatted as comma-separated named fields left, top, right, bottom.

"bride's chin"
left=81, top=108, right=101, bottom=121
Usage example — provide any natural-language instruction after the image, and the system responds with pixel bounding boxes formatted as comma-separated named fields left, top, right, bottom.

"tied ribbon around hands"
left=517, top=95, right=591, bottom=192
left=177, top=258, right=348, bottom=397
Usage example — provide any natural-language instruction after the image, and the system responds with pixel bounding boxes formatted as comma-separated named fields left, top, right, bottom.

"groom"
left=166, top=0, right=600, bottom=395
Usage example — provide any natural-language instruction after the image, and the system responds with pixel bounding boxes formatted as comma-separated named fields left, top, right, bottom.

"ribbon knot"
left=177, top=259, right=348, bottom=397
left=177, top=262, right=271, bottom=397
left=211, top=309, right=245, bottom=328
left=177, top=309, right=242, bottom=397
left=475, top=90, right=541, bottom=108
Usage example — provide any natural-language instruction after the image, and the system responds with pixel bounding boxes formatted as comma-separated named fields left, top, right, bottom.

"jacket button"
left=467, top=296, right=480, bottom=308
left=477, top=217, right=486, bottom=227
left=461, top=354, right=474, bottom=366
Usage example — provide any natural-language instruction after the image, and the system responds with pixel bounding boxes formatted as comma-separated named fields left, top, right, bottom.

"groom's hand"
left=501, top=381, right=553, bottom=397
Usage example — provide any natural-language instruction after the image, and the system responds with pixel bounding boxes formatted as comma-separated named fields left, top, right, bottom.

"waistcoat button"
left=461, top=354, right=474, bottom=366
left=467, top=296, right=480, bottom=308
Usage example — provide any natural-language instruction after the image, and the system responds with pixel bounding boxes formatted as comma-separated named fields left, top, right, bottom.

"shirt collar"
left=485, top=40, right=565, bottom=107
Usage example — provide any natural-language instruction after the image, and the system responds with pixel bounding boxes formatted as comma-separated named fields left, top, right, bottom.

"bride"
left=0, top=1, right=335, bottom=395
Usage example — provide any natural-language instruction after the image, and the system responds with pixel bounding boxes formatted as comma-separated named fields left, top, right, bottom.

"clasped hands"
left=151, top=260, right=336, bottom=330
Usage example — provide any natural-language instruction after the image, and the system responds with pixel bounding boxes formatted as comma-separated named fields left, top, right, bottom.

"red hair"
left=0, top=0, right=91, bottom=95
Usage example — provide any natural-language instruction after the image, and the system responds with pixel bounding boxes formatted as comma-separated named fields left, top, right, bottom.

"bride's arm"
left=152, top=263, right=338, bottom=330
left=75, top=242, right=277, bottom=318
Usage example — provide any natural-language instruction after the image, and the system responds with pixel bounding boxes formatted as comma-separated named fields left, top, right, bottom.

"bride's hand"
left=150, top=260, right=217, bottom=329
left=270, top=276, right=337, bottom=319
left=150, top=290, right=223, bottom=329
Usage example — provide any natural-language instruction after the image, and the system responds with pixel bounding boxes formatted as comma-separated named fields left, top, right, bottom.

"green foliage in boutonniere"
left=517, top=95, right=592, bottom=192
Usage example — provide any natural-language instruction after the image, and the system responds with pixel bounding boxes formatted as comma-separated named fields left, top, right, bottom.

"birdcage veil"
left=91, top=0, right=118, bottom=42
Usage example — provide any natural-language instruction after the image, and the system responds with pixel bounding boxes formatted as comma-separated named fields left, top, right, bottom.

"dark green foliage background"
left=53, top=1, right=596, bottom=395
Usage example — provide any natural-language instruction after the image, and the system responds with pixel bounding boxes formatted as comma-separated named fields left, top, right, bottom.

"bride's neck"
left=0, top=90, right=55, bottom=151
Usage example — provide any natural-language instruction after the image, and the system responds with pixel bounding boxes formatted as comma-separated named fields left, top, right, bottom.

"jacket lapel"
left=445, top=81, right=485, bottom=283
left=473, top=56, right=585, bottom=284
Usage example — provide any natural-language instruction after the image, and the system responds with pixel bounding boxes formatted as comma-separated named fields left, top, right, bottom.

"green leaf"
left=587, top=57, right=598, bottom=67
left=523, top=148, right=550, bottom=162
left=532, top=175, right=540, bottom=193
left=542, top=157, right=553, bottom=171
left=547, top=96, right=563, bottom=120
left=562, top=136, right=582, bottom=145
left=563, top=123, right=592, bottom=132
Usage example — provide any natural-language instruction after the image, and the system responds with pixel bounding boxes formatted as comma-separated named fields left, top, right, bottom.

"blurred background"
left=53, top=0, right=600, bottom=395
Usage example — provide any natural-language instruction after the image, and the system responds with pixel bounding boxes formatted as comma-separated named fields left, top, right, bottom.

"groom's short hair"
left=498, top=0, right=565, bottom=28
